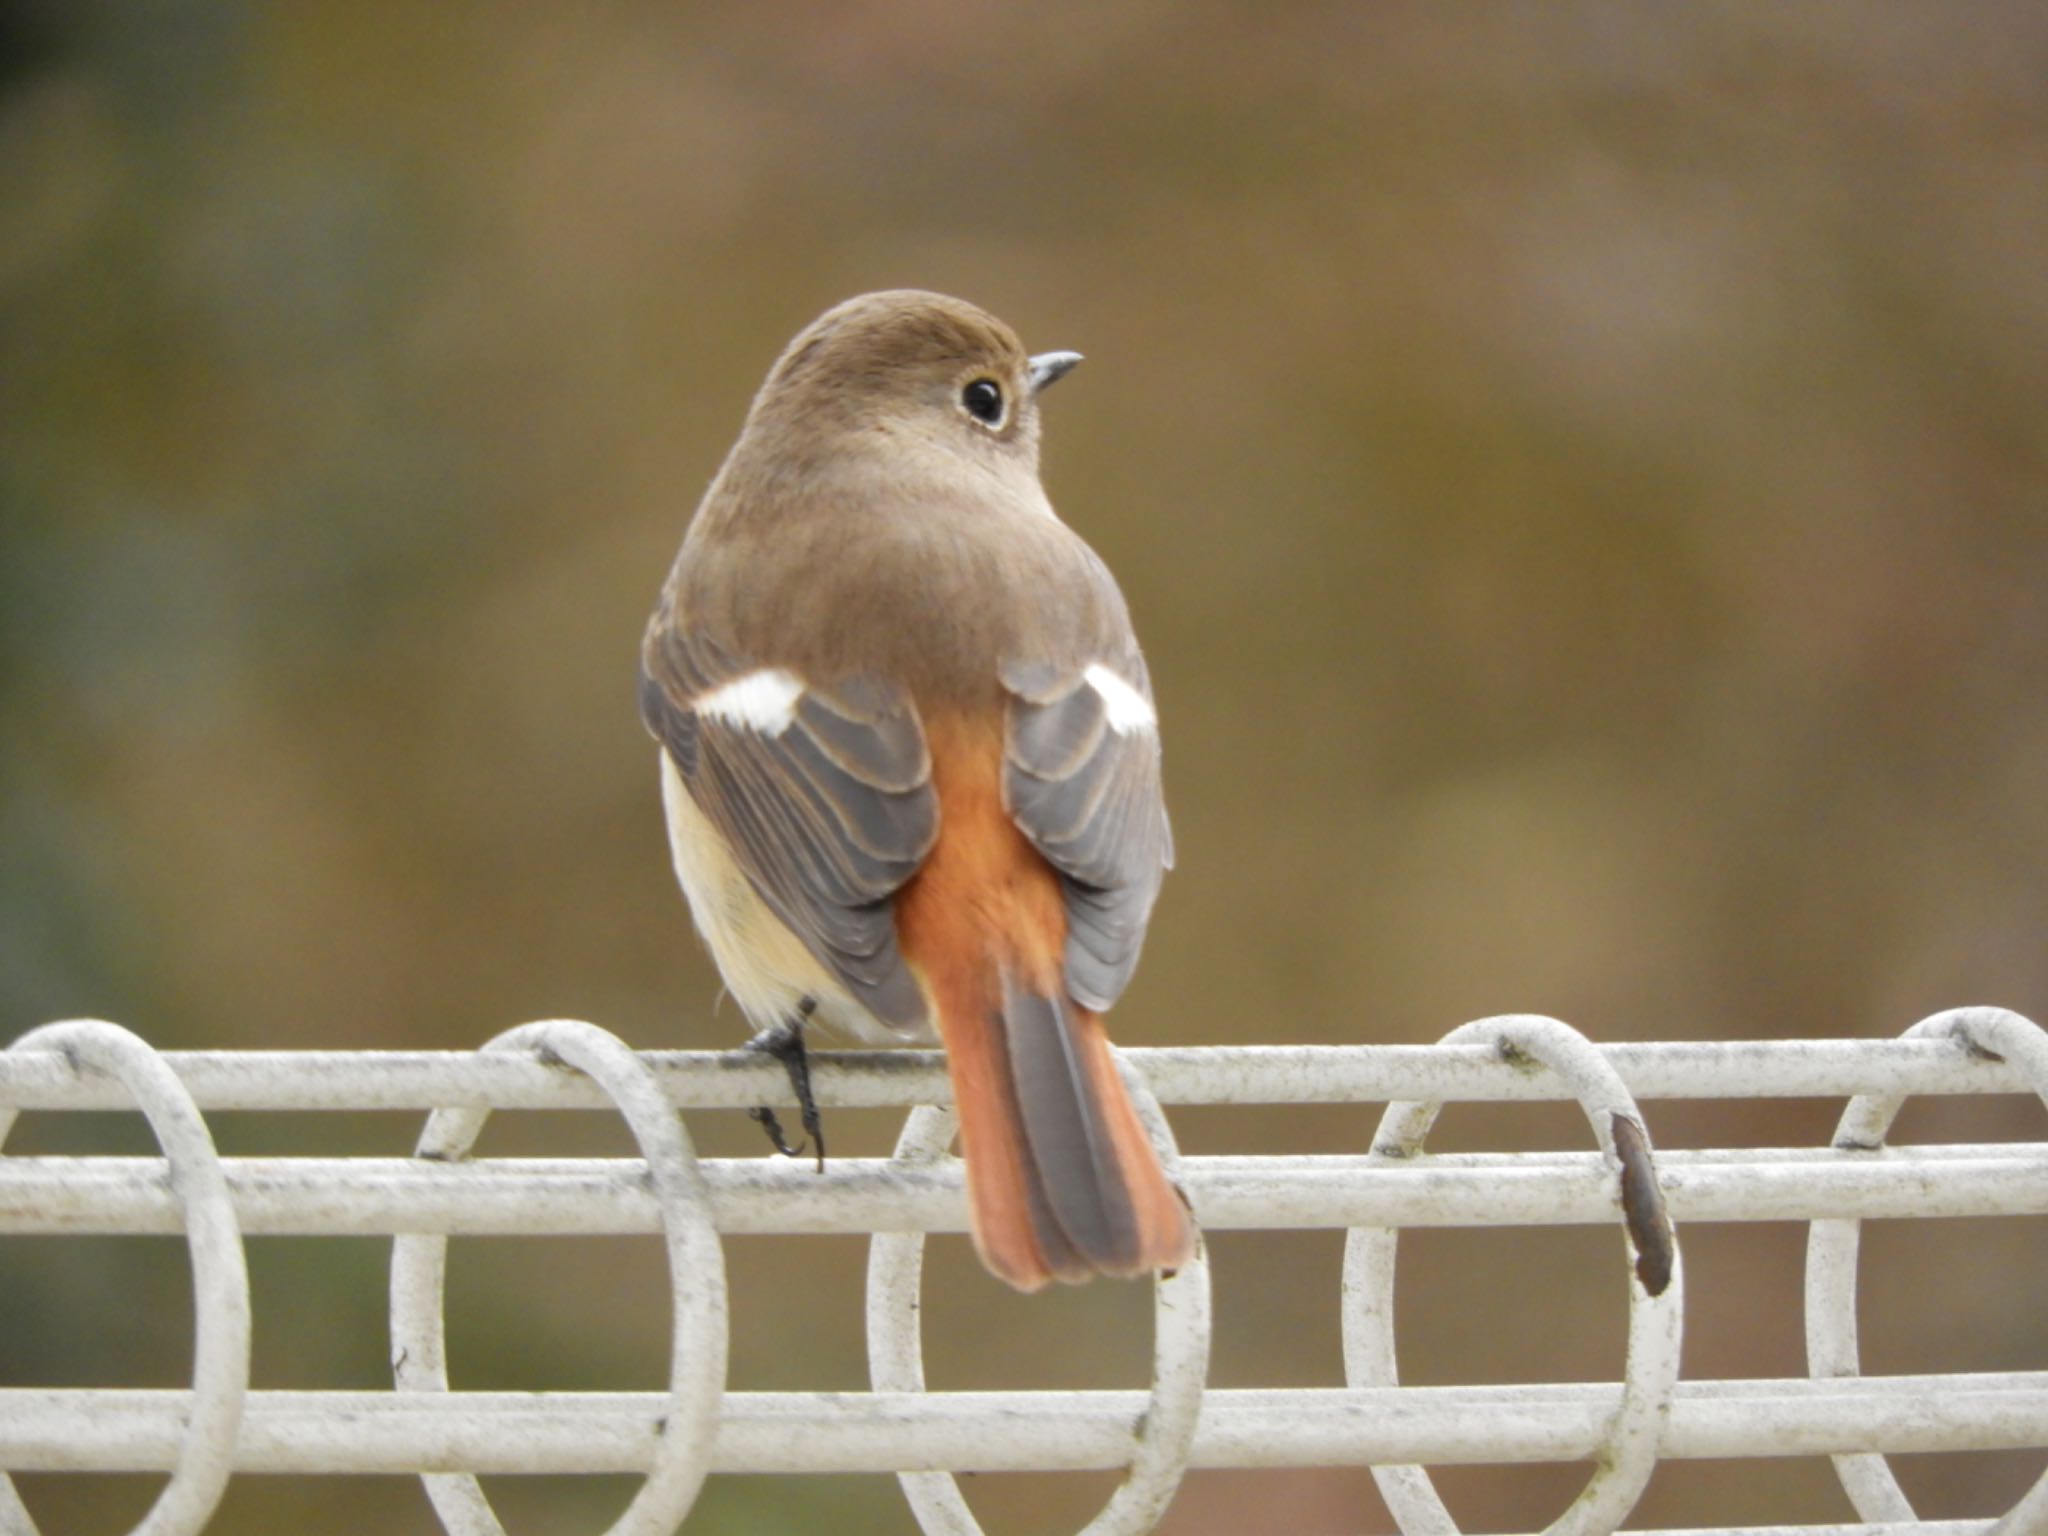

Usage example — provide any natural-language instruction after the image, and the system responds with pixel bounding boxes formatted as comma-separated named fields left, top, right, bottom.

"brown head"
left=726, top=290, right=1083, bottom=491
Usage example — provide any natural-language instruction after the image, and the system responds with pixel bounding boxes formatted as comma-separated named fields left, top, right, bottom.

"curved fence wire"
left=1, top=1007, right=2044, bottom=1535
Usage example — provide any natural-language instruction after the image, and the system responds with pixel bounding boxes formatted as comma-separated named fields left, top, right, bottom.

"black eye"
left=961, top=378, right=1005, bottom=426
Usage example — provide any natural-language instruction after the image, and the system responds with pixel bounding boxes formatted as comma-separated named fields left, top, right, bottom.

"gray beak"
left=1027, top=350, right=1083, bottom=394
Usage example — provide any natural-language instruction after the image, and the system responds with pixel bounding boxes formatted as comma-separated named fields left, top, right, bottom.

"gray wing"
left=1001, top=656, right=1174, bottom=1012
left=640, top=624, right=939, bottom=1032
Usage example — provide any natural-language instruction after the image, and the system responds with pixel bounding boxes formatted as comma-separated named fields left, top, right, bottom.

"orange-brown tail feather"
left=903, top=715, right=1193, bottom=1292
left=933, top=978, right=1191, bottom=1291
left=929, top=962, right=1089, bottom=1288
left=1065, top=999, right=1194, bottom=1276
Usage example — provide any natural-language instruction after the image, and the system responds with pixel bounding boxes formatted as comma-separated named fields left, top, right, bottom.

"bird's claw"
left=747, top=1008, right=825, bottom=1173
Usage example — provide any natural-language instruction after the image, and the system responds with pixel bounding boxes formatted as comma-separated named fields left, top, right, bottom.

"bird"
left=639, top=290, right=1194, bottom=1291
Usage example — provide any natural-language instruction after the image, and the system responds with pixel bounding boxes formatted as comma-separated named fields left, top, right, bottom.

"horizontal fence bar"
left=2, top=1375, right=2044, bottom=1475
left=2, top=1144, right=2044, bottom=1236
left=0, top=1038, right=2040, bottom=1115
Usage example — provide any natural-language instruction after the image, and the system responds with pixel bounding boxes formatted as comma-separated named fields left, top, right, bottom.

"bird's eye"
left=961, top=378, right=1005, bottom=428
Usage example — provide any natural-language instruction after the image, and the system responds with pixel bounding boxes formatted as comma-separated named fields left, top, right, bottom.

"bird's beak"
left=1027, top=350, right=1083, bottom=395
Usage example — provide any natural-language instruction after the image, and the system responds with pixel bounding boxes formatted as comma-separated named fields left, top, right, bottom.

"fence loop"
left=389, top=1020, right=727, bottom=1536
left=865, top=1051, right=1211, bottom=1536
left=1804, top=1006, right=2048, bottom=1535
left=1, top=1020, right=250, bottom=1536
left=1342, top=1015, right=1684, bottom=1536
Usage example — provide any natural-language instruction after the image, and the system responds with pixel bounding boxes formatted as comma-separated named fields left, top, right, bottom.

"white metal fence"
left=1, top=1006, right=2045, bottom=1535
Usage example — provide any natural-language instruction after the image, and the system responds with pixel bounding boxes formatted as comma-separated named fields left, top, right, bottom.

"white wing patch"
left=1084, top=663, right=1157, bottom=735
left=694, top=667, right=804, bottom=736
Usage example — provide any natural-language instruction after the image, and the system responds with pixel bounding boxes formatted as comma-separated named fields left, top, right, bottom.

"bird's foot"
left=747, top=1002, right=824, bottom=1172
left=746, top=1104, right=805, bottom=1159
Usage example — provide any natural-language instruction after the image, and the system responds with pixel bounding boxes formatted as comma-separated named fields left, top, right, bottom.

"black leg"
left=747, top=1000, right=824, bottom=1172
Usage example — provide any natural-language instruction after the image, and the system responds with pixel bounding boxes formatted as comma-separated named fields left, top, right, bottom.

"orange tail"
left=900, top=718, right=1193, bottom=1292
left=971, top=978, right=1194, bottom=1289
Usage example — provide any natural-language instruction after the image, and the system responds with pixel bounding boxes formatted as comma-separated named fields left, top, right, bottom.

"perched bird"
left=640, top=290, right=1193, bottom=1290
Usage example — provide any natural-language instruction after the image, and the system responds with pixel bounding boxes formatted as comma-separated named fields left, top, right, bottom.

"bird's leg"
left=747, top=998, right=824, bottom=1172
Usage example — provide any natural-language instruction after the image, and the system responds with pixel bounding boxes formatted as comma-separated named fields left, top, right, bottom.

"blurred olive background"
left=4, top=3, right=2047, bottom=1532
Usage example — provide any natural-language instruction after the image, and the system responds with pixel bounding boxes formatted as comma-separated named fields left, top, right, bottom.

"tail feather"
left=1001, top=975, right=1140, bottom=1271
left=940, top=970, right=1192, bottom=1290
left=1065, top=998, right=1195, bottom=1276
left=932, top=966, right=1089, bottom=1288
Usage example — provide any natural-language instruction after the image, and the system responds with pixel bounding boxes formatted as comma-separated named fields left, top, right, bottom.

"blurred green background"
left=4, top=3, right=2046, bottom=1531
